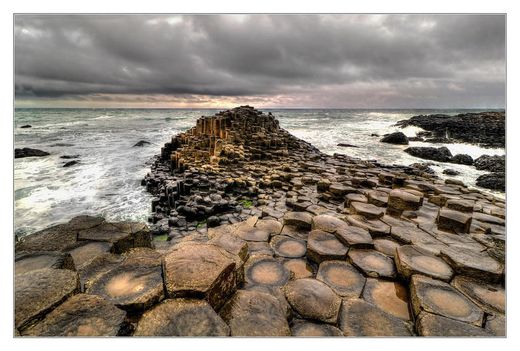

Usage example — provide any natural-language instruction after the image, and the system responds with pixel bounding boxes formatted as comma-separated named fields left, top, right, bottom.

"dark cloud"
left=14, top=14, right=505, bottom=108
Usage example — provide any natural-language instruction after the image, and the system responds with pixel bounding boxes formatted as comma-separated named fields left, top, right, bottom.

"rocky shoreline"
left=15, top=106, right=505, bottom=337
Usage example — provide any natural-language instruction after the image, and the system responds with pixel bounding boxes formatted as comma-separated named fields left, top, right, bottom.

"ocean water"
left=14, top=108, right=505, bottom=236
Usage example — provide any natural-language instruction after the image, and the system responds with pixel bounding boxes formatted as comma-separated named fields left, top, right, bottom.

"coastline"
left=14, top=106, right=505, bottom=337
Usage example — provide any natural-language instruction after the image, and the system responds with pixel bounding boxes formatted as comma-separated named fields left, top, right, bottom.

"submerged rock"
left=404, top=146, right=452, bottom=162
left=15, top=148, right=50, bottom=158
left=63, top=160, right=79, bottom=167
left=133, top=140, right=151, bottom=147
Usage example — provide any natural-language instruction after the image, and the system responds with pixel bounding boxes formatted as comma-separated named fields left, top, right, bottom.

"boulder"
left=63, top=160, right=78, bottom=167
left=476, top=172, right=505, bottom=191
left=15, top=148, right=50, bottom=158
left=380, top=132, right=409, bottom=145
left=133, top=140, right=151, bottom=147
left=134, top=298, right=229, bottom=336
left=404, top=146, right=452, bottom=162
left=443, top=169, right=460, bottom=176
left=450, top=154, right=473, bottom=165
left=20, top=124, right=32, bottom=128
left=474, top=155, right=505, bottom=172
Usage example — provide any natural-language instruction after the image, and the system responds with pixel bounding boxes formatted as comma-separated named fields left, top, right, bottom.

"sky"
left=14, top=14, right=506, bottom=109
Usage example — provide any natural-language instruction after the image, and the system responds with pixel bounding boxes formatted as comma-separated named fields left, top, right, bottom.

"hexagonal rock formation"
left=66, top=242, right=112, bottom=270
left=437, top=208, right=472, bottom=233
left=345, top=215, right=390, bottom=236
left=348, top=249, right=396, bottom=279
left=209, top=231, right=249, bottom=261
left=316, top=260, right=366, bottom=298
left=350, top=201, right=384, bottom=219
left=485, top=313, right=505, bottom=336
left=219, top=290, right=290, bottom=336
left=15, top=268, right=80, bottom=331
left=290, top=319, right=343, bottom=336
left=439, top=247, right=503, bottom=283
left=15, top=251, right=75, bottom=275
left=451, top=276, right=505, bottom=314
left=416, top=312, right=492, bottom=337
left=410, top=275, right=484, bottom=326
left=283, top=259, right=313, bottom=279
left=78, top=222, right=152, bottom=253
left=283, top=211, right=313, bottom=230
left=446, top=199, right=475, bottom=213
left=339, top=299, right=412, bottom=336
left=335, top=225, right=373, bottom=248
left=373, top=238, right=400, bottom=257
left=244, top=256, right=290, bottom=287
left=22, top=294, right=127, bottom=336
left=362, top=279, right=411, bottom=320
left=395, top=245, right=454, bottom=281
left=307, top=230, right=348, bottom=264
left=387, top=189, right=422, bottom=214
left=311, top=215, right=349, bottom=233
left=163, top=243, right=239, bottom=309
left=270, top=235, right=306, bottom=258
left=86, top=248, right=165, bottom=312
left=283, top=278, right=342, bottom=324
left=134, top=299, right=229, bottom=336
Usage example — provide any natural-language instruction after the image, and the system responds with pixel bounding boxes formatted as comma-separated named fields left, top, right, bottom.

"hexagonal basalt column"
left=219, top=290, right=290, bottom=336
left=410, top=275, right=484, bottom=326
left=307, top=230, right=348, bottom=264
left=244, top=256, right=290, bottom=287
left=15, top=268, right=80, bottom=331
left=395, top=245, right=454, bottom=281
left=283, top=278, right=341, bottom=324
left=437, top=208, right=472, bottom=233
left=270, top=235, right=306, bottom=258
left=439, top=247, right=503, bottom=283
left=22, top=294, right=127, bottom=336
left=291, top=320, right=343, bottom=336
left=86, top=249, right=165, bottom=312
left=416, top=312, right=492, bottom=336
left=335, top=226, right=373, bottom=248
left=316, top=260, right=366, bottom=298
left=350, top=202, right=385, bottom=219
left=311, top=214, right=349, bottom=233
left=134, top=298, right=229, bottom=336
left=339, top=299, right=412, bottom=336
left=163, top=243, right=238, bottom=309
left=15, top=251, right=75, bottom=275
left=362, top=279, right=411, bottom=320
left=387, top=189, right=422, bottom=215
left=348, top=249, right=396, bottom=279
left=283, top=211, right=313, bottom=230
left=451, top=276, right=505, bottom=314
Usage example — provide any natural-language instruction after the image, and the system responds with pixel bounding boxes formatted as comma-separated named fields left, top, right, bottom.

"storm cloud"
left=14, top=14, right=506, bottom=108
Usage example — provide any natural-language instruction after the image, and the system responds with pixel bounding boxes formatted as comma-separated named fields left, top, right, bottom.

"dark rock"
left=63, top=160, right=78, bottom=167
left=337, top=143, right=359, bottom=148
left=60, top=155, right=80, bottom=159
left=416, top=312, right=492, bottom=336
left=474, top=155, right=505, bottom=172
left=380, top=132, right=409, bottom=145
left=451, top=154, right=473, bottom=165
left=20, top=124, right=32, bottom=128
left=408, top=136, right=424, bottom=141
left=443, top=169, right=460, bottom=176
left=396, top=111, right=505, bottom=148
left=409, top=163, right=435, bottom=174
left=404, top=146, right=452, bottom=162
left=476, top=172, right=505, bottom=191
left=15, top=148, right=50, bottom=158
left=133, top=140, right=151, bottom=147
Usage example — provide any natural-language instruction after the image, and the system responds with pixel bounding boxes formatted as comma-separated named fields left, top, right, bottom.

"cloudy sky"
left=14, top=14, right=505, bottom=108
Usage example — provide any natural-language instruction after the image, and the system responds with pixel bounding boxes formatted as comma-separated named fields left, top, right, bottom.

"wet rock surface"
left=16, top=107, right=505, bottom=336
left=396, top=111, right=505, bottom=148
left=15, top=147, right=50, bottom=158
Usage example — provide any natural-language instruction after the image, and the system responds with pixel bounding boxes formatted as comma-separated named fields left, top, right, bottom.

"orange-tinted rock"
left=345, top=215, right=390, bottom=236
left=316, top=260, right=366, bottom=298
left=284, top=259, right=313, bottom=279
left=283, top=211, right=313, bottom=230
left=439, top=247, right=503, bottom=283
left=291, top=319, right=343, bottom=336
left=350, top=201, right=384, bottom=219
left=485, top=313, right=505, bottom=336
left=15, top=251, right=75, bottom=275
left=437, top=208, right=472, bottom=233
left=362, top=279, right=411, bottom=320
left=244, top=256, right=290, bottom=287
left=451, top=276, right=505, bottom=314
left=335, top=226, right=373, bottom=248
left=270, top=235, right=306, bottom=258
left=311, top=214, right=349, bottom=233
left=373, top=238, right=400, bottom=257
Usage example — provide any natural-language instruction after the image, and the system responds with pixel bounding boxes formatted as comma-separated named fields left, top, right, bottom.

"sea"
left=14, top=108, right=505, bottom=237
